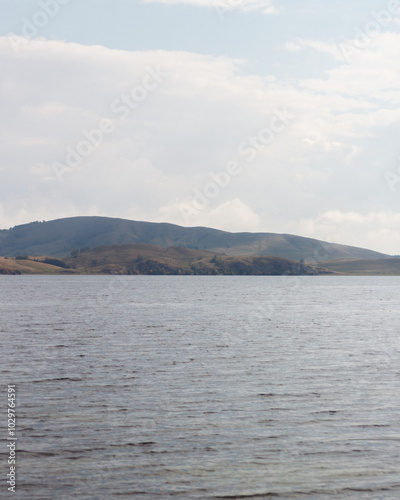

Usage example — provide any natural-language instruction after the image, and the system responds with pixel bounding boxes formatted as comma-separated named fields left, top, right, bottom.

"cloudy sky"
left=1, top=0, right=400, bottom=254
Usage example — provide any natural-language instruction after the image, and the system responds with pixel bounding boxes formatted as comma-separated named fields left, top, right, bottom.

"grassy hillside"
left=320, top=258, right=400, bottom=275
left=0, top=257, right=76, bottom=275
left=2, top=246, right=399, bottom=275
left=0, top=245, right=336, bottom=275
left=65, top=244, right=333, bottom=275
left=0, top=216, right=388, bottom=261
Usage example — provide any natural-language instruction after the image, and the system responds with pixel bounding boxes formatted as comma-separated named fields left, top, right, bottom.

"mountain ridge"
left=0, top=216, right=389, bottom=262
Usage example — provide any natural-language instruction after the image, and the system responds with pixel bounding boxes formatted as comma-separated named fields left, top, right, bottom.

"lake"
left=1, top=275, right=400, bottom=499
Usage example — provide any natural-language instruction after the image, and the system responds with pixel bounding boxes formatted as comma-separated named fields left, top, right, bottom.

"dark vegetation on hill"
left=0, top=216, right=388, bottom=262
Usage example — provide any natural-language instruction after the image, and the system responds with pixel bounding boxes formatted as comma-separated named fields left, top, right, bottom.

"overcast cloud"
left=1, top=0, right=400, bottom=254
left=142, top=0, right=279, bottom=15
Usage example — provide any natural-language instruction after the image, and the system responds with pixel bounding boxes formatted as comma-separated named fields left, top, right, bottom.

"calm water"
left=1, top=276, right=400, bottom=499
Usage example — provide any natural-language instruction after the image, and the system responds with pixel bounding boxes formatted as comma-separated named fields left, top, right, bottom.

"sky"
left=1, top=0, right=400, bottom=254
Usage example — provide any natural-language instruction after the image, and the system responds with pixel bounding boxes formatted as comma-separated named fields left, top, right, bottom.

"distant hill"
left=3, top=246, right=400, bottom=275
left=65, top=244, right=336, bottom=275
left=0, top=256, right=75, bottom=275
left=0, top=216, right=388, bottom=262
left=0, top=244, right=335, bottom=275
left=321, top=258, right=400, bottom=275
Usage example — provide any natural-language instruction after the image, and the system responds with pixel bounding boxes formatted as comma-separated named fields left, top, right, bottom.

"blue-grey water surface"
left=1, top=275, right=400, bottom=499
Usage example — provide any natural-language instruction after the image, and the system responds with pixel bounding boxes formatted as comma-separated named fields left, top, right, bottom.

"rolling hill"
left=0, top=216, right=389, bottom=262
left=321, top=257, right=400, bottom=275
left=0, top=256, right=75, bottom=275
left=64, top=244, right=335, bottom=275
left=0, top=244, right=336, bottom=275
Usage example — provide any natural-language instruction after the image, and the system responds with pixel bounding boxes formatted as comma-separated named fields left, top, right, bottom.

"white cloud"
left=1, top=34, right=400, bottom=253
left=141, top=0, right=278, bottom=14
left=284, top=38, right=347, bottom=61
left=295, top=211, right=400, bottom=256
left=159, top=197, right=262, bottom=231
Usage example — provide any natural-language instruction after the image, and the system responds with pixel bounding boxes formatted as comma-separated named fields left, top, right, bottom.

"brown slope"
left=64, top=244, right=336, bottom=275
left=320, top=257, right=400, bottom=275
left=0, top=257, right=76, bottom=275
